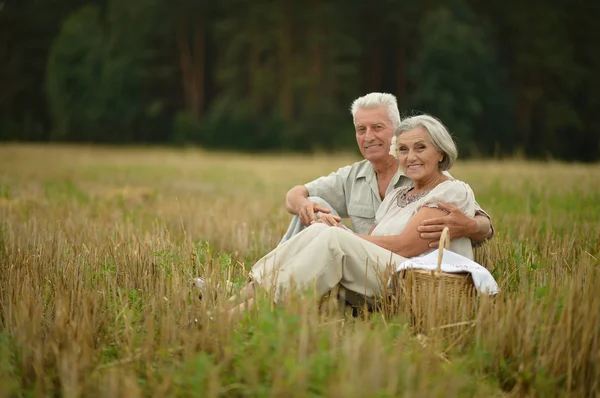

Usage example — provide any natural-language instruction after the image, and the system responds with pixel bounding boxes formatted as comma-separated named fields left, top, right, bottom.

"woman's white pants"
left=250, top=223, right=407, bottom=303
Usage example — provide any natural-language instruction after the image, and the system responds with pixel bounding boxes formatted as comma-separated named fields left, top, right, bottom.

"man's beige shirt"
left=305, top=159, right=492, bottom=239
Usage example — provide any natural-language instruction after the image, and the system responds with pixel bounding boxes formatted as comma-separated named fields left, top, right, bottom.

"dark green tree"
left=45, top=0, right=168, bottom=142
left=407, top=2, right=513, bottom=156
left=0, top=0, right=102, bottom=141
left=1, top=0, right=598, bottom=160
left=469, top=0, right=598, bottom=160
left=204, top=0, right=361, bottom=151
left=45, top=5, right=104, bottom=141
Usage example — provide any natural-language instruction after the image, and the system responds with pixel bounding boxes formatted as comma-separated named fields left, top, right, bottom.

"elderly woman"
left=226, top=114, right=475, bottom=313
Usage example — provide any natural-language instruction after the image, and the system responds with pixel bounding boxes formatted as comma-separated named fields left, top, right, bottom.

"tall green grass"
left=0, top=144, right=598, bottom=397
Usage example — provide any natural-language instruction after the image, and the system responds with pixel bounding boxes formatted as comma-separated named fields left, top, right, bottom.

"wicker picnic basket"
left=392, top=227, right=476, bottom=334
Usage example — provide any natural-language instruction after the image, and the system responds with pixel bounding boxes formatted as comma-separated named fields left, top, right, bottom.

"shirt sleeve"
left=473, top=200, right=490, bottom=219
left=421, top=180, right=476, bottom=217
left=304, top=165, right=352, bottom=218
left=423, top=180, right=494, bottom=247
left=446, top=171, right=490, bottom=221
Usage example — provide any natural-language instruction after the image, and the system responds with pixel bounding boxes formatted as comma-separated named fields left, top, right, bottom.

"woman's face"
left=397, top=127, right=444, bottom=183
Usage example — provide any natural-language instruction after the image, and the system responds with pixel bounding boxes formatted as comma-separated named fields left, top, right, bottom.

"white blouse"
left=371, top=179, right=476, bottom=259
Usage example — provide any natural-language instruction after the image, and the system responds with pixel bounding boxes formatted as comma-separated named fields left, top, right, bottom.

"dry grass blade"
left=1, top=145, right=598, bottom=397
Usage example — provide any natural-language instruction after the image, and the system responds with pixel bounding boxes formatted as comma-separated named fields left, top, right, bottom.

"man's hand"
left=298, top=201, right=335, bottom=226
left=417, top=202, right=477, bottom=248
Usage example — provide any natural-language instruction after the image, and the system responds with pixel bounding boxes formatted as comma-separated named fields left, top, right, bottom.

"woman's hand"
left=314, top=212, right=342, bottom=226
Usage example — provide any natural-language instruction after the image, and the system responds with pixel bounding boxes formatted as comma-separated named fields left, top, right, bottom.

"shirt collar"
left=355, top=160, right=372, bottom=179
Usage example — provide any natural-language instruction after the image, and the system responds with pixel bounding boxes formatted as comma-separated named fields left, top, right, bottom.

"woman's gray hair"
left=350, top=92, right=401, bottom=128
left=395, top=114, right=458, bottom=171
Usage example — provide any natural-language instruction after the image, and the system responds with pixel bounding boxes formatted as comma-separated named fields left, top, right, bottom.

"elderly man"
left=281, top=92, right=493, bottom=247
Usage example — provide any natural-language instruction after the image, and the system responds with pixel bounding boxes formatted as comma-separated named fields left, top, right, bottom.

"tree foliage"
left=45, top=0, right=168, bottom=142
left=1, top=0, right=599, bottom=160
left=407, top=4, right=513, bottom=156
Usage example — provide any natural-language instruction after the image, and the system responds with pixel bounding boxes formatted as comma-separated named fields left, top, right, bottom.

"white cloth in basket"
left=393, top=249, right=500, bottom=295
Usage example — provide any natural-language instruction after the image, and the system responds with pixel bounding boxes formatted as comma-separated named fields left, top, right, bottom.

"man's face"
left=354, top=106, right=395, bottom=163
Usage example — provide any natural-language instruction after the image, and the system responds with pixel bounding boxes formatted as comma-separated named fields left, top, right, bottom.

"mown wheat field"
left=0, top=144, right=599, bottom=397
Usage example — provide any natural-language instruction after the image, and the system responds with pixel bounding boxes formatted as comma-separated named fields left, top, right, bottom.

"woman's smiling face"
left=397, top=127, right=444, bottom=183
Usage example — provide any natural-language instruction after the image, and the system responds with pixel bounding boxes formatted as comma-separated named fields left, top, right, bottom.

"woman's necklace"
left=396, top=187, right=430, bottom=208
left=396, top=174, right=446, bottom=208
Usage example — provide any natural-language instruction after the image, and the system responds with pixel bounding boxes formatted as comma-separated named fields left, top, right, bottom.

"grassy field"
left=0, top=144, right=599, bottom=397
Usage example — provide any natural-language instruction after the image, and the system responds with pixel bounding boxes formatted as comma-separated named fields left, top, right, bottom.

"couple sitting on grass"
left=196, top=93, right=494, bottom=318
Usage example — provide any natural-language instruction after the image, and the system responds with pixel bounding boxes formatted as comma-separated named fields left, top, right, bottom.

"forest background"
left=1, top=0, right=599, bottom=161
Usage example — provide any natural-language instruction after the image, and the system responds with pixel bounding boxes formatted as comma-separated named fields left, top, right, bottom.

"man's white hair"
left=350, top=92, right=401, bottom=128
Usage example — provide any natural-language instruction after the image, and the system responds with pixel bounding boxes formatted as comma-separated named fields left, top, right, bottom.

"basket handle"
left=436, top=227, right=451, bottom=272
